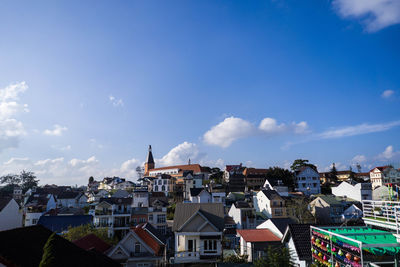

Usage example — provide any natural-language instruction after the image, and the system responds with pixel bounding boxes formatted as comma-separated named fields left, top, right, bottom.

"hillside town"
left=1, top=145, right=400, bottom=266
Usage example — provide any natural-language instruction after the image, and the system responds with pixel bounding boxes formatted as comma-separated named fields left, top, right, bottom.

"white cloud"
left=351, top=154, right=367, bottom=163
left=3, top=157, right=30, bottom=165
left=0, top=82, right=29, bottom=152
left=378, top=145, right=400, bottom=160
left=43, top=124, right=68, bottom=136
left=382, top=90, right=395, bottom=99
left=35, top=157, right=64, bottom=167
left=109, top=95, right=124, bottom=107
left=332, top=0, right=400, bottom=32
left=204, top=116, right=308, bottom=148
left=157, top=142, right=205, bottom=166
left=318, top=120, right=400, bottom=139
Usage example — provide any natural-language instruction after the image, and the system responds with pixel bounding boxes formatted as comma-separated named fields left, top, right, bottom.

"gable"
left=201, top=224, right=216, bottom=232
left=109, top=246, right=129, bottom=259
left=180, top=213, right=207, bottom=232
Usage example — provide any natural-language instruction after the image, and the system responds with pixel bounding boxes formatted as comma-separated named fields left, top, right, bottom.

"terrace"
left=362, top=200, right=400, bottom=233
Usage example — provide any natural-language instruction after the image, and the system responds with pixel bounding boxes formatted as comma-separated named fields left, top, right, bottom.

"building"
left=24, top=193, right=57, bottom=226
left=147, top=199, right=168, bottom=234
left=132, top=187, right=149, bottom=208
left=93, top=197, right=132, bottom=238
left=370, top=166, right=400, bottom=188
left=263, top=178, right=289, bottom=196
left=282, top=224, right=312, bottom=267
left=151, top=174, right=173, bottom=196
left=308, top=195, right=359, bottom=224
left=256, top=217, right=296, bottom=239
left=372, top=185, right=398, bottom=201
left=172, top=203, right=224, bottom=264
left=237, top=229, right=281, bottom=262
left=0, top=225, right=119, bottom=267
left=57, top=191, right=88, bottom=208
left=189, top=188, right=211, bottom=203
left=0, top=197, right=22, bottom=231
left=331, top=181, right=372, bottom=202
left=243, top=168, right=268, bottom=191
left=294, top=166, right=321, bottom=195
left=107, top=224, right=166, bottom=267
left=253, top=189, right=287, bottom=219
left=228, top=201, right=257, bottom=229
left=223, top=164, right=244, bottom=183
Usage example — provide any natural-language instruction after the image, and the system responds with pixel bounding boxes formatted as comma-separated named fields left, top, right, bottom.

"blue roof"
left=38, top=215, right=93, bottom=233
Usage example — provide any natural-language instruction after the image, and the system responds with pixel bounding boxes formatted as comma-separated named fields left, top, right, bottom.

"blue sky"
left=0, top=0, right=399, bottom=185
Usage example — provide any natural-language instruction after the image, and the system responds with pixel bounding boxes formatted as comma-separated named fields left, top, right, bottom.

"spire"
left=146, top=145, right=154, bottom=164
left=188, top=158, right=191, bottom=165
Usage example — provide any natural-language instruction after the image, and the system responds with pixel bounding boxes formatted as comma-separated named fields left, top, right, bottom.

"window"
left=157, top=214, right=166, bottom=223
left=157, top=225, right=166, bottom=234
left=135, top=242, right=141, bottom=253
left=188, top=240, right=194, bottom=252
left=148, top=214, right=153, bottom=222
left=162, top=185, right=165, bottom=191
left=155, top=186, right=158, bottom=191
left=32, top=219, right=38, bottom=225
left=313, top=183, right=317, bottom=187
left=203, top=240, right=217, bottom=252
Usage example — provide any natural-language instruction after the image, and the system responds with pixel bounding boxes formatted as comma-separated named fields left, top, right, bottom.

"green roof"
left=314, top=227, right=400, bottom=256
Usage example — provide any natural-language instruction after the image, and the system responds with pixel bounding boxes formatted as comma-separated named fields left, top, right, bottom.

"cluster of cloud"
left=0, top=82, right=29, bottom=152
left=203, top=116, right=308, bottom=148
left=109, top=95, right=124, bottom=107
left=332, top=0, right=400, bottom=32
left=382, top=90, right=395, bottom=99
left=156, top=141, right=205, bottom=166
left=43, top=124, right=68, bottom=136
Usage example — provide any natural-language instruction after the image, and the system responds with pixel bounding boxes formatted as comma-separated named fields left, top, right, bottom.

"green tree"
left=167, top=203, right=176, bottom=220
left=330, top=163, right=338, bottom=183
left=0, top=170, right=39, bottom=194
left=88, top=176, right=94, bottom=184
left=290, top=159, right=317, bottom=172
left=264, top=167, right=295, bottom=189
left=63, top=224, right=117, bottom=245
left=254, top=246, right=293, bottom=267
left=223, top=254, right=248, bottom=263
left=39, top=233, right=59, bottom=267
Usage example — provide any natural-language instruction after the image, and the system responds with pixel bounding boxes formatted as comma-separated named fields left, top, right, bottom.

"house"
left=87, top=189, right=110, bottom=203
left=223, top=164, right=244, bottom=182
left=107, top=224, right=166, bottom=267
left=0, top=225, right=119, bottom=267
left=211, top=191, right=226, bottom=205
left=253, top=189, right=287, bottom=219
left=256, top=218, right=296, bottom=239
left=189, top=188, right=211, bottom=203
left=282, top=224, right=312, bottom=267
left=342, top=204, right=363, bottom=222
left=12, top=186, right=23, bottom=201
left=228, top=201, right=257, bottom=229
left=223, top=216, right=238, bottom=249
left=99, top=177, right=126, bottom=190
left=331, top=181, right=372, bottom=202
left=37, top=215, right=93, bottom=233
left=294, top=166, right=321, bottom=195
left=151, top=174, right=173, bottom=196
left=114, top=181, right=135, bottom=191
left=237, top=229, right=281, bottom=262
left=263, top=178, right=289, bottom=197
left=93, top=197, right=132, bottom=238
left=370, top=166, right=400, bottom=188
left=309, top=195, right=359, bottom=224
left=243, top=168, right=268, bottom=191
left=172, top=203, right=224, bottom=264
left=57, top=191, right=88, bottom=208
left=131, top=207, right=148, bottom=227
left=132, top=187, right=149, bottom=208
left=73, top=233, right=112, bottom=253
left=24, top=193, right=57, bottom=226
left=147, top=199, right=168, bottom=234
left=0, top=197, right=22, bottom=231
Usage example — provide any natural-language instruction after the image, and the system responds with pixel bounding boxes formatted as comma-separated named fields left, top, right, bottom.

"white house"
left=24, top=194, right=57, bottom=226
left=113, top=181, right=135, bottom=190
left=152, top=174, right=173, bottom=196
left=253, top=190, right=287, bottom=219
left=172, top=203, right=224, bottom=264
left=282, top=224, right=312, bottom=267
left=370, top=166, right=400, bottom=189
left=228, top=201, right=256, bottom=229
left=189, top=188, right=211, bottom=203
left=263, top=179, right=289, bottom=197
left=294, top=166, right=321, bottom=195
left=256, top=218, right=296, bottom=239
left=331, top=181, right=372, bottom=202
left=0, top=197, right=22, bottom=231
left=57, top=191, right=88, bottom=208
left=132, top=188, right=149, bottom=208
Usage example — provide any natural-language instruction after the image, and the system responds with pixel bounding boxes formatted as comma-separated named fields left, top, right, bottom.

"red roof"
left=369, top=166, right=390, bottom=173
left=73, top=234, right=111, bottom=253
left=237, top=229, right=281, bottom=242
left=133, top=227, right=163, bottom=255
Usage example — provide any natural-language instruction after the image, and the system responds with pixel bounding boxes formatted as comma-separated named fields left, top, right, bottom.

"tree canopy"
left=290, top=159, right=317, bottom=172
left=264, top=166, right=295, bottom=189
left=39, top=233, right=59, bottom=267
left=0, top=170, right=39, bottom=195
left=63, top=224, right=117, bottom=245
left=254, top=246, right=293, bottom=267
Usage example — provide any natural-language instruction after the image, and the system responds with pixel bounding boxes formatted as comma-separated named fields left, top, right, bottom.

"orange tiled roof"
left=133, top=227, right=163, bottom=255
left=237, top=229, right=281, bottom=242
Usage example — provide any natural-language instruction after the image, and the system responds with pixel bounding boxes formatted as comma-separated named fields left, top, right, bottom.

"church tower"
left=144, top=145, right=155, bottom=175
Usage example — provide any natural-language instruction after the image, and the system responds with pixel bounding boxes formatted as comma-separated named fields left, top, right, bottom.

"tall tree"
left=39, top=233, right=59, bottom=267
left=290, top=159, right=317, bottom=172
left=264, top=167, right=295, bottom=189
left=88, top=176, right=94, bottom=184
left=0, top=171, right=39, bottom=194
left=356, top=164, right=362, bottom=173
left=330, top=163, right=338, bottom=183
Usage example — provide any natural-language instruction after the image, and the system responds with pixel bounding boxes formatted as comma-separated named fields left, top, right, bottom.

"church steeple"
left=144, top=145, right=155, bottom=175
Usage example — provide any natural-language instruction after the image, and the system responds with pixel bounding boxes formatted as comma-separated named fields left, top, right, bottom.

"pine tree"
left=39, top=233, right=58, bottom=267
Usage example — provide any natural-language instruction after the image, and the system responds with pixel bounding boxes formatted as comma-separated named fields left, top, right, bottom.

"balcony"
left=174, top=252, right=200, bottom=263
left=362, top=200, right=400, bottom=232
left=95, top=210, right=112, bottom=215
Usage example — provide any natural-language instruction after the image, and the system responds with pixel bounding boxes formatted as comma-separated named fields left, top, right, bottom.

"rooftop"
left=237, top=229, right=281, bottom=242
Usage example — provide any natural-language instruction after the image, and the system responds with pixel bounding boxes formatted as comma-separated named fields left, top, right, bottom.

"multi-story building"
left=228, top=201, right=257, bottom=229
left=131, top=187, right=149, bottom=208
left=147, top=199, right=168, bottom=234
left=93, top=197, right=132, bottom=238
left=294, top=166, right=321, bottom=195
left=151, top=174, right=174, bottom=197
left=243, top=168, right=268, bottom=191
left=24, top=193, right=57, bottom=226
left=253, top=189, right=287, bottom=219
left=370, top=166, right=400, bottom=188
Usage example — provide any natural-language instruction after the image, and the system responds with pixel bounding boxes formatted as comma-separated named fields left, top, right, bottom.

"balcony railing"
left=175, top=251, right=200, bottom=262
left=95, top=210, right=112, bottom=215
left=362, top=200, right=400, bottom=233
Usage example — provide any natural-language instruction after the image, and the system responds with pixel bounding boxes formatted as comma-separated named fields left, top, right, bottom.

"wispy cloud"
left=43, top=124, right=68, bottom=136
left=332, top=0, right=400, bottom=32
left=381, top=89, right=395, bottom=99
left=109, top=95, right=124, bottom=107
left=317, top=121, right=400, bottom=139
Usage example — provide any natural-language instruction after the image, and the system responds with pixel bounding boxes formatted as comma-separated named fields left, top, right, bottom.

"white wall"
left=332, top=182, right=372, bottom=202
left=0, top=199, right=22, bottom=231
left=25, top=212, right=42, bottom=226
